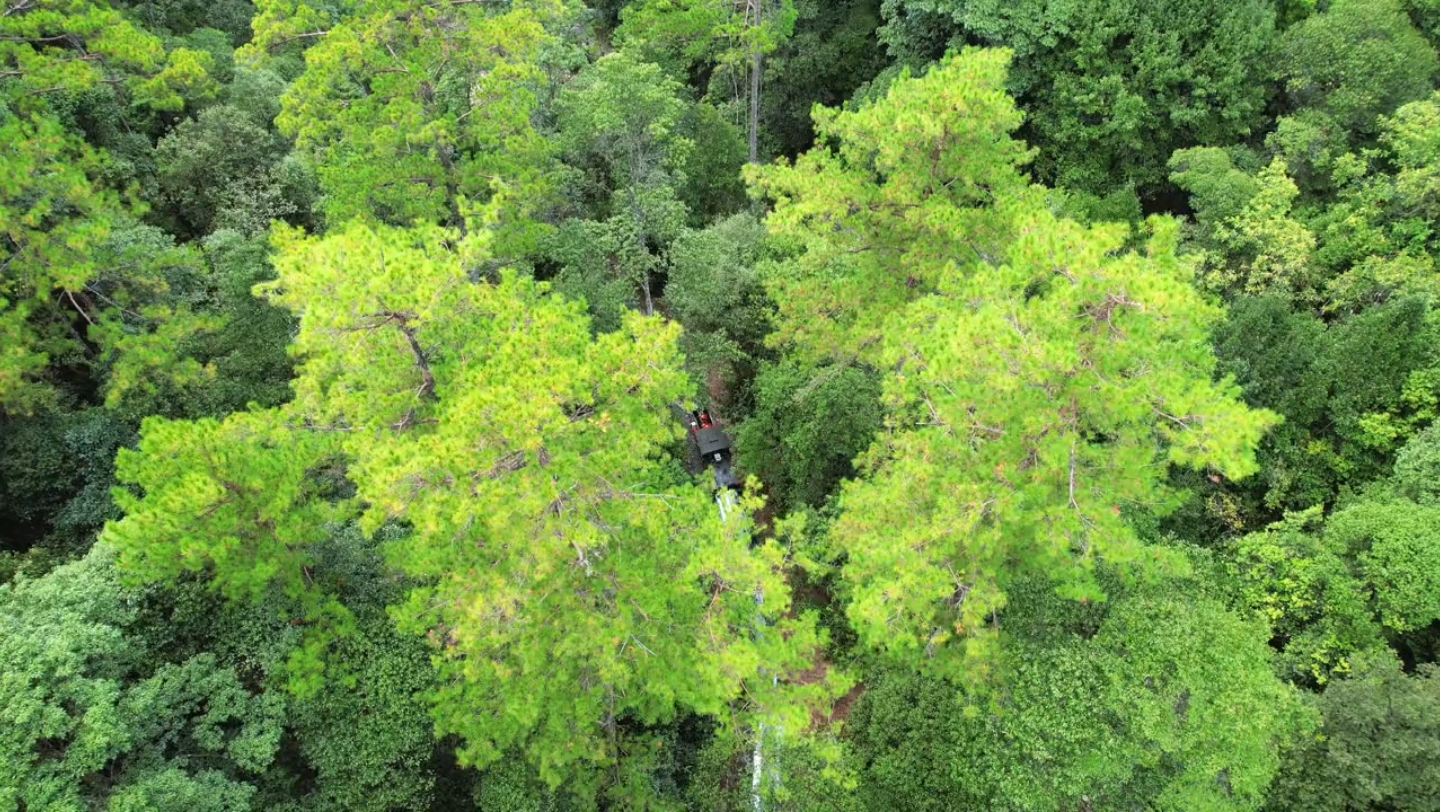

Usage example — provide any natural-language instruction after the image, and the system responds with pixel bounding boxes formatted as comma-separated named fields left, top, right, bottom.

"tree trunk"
left=748, top=0, right=763, bottom=164
left=749, top=48, right=761, bottom=164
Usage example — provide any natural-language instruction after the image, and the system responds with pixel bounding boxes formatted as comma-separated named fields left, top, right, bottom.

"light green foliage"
left=0, top=0, right=227, bottom=413
left=1328, top=500, right=1440, bottom=633
left=735, top=360, right=882, bottom=510
left=271, top=0, right=560, bottom=251
left=830, top=209, right=1272, bottom=676
left=1229, top=512, right=1381, bottom=683
left=1206, top=161, right=1315, bottom=299
left=880, top=0, right=1276, bottom=193
left=1297, top=95, right=1440, bottom=310
left=252, top=221, right=831, bottom=796
left=1267, top=652, right=1440, bottom=812
left=104, top=410, right=353, bottom=691
left=0, top=546, right=283, bottom=809
left=19, top=0, right=1440, bottom=805
left=107, top=411, right=344, bottom=604
left=1168, top=148, right=1262, bottom=237
left=848, top=578, right=1306, bottom=812
left=749, top=48, right=1037, bottom=364
left=756, top=51, right=1271, bottom=673
left=1, top=115, right=118, bottom=413
left=1280, top=0, right=1437, bottom=135
left=0, top=0, right=217, bottom=117
left=1171, top=152, right=1318, bottom=301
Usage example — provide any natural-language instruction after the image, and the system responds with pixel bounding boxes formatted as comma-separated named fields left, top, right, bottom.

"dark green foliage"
left=846, top=576, right=1307, bottom=812
left=736, top=360, right=883, bottom=509
left=1279, top=0, right=1438, bottom=136
left=678, top=102, right=748, bottom=223
left=115, top=0, right=258, bottom=44
left=154, top=104, right=297, bottom=239
left=183, top=232, right=295, bottom=415
left=1214, top=295, right=1440, bottom=514
left=880, top=0, right=1276, bottom=194
left=760, top=0, right=889, bottom=158
left=664, top=214, right=774, bottom=401
left=0, top=409, right=131, bottom=557
left=1267, top=652, right=1440, bottom=812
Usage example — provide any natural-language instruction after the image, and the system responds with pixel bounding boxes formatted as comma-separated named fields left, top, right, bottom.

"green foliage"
left=758, top=0, right=889, bottom=158
left=0, top=546, right=284, bottom=809
left=617, top=0, right=799, bottom=82
left=749, top=48, right=1037, bottom=364
left=1279, top=0, right=1438, bottom=136
left=755, top=49, right=1272, bottom=676
left=16, top=0, right=1440, bottom=807
left=1328, top=499, right=1440, bottom=633
left=1392, top=422, right=1440, bottom=504
left=0, top=0, right=218, bottom=117
left=1171, top=152, right=1318, bottom=302
left=735, top=359, right=882, bottom=510
left=1, top=114, right=121, bottom=413
left=283, top=577, right=441, bottom=812
left=104, top=410, right=353, bottom=691
left=270, top=0, right=561, bottom=252
left=1267, top=652, right=1440, bottom=812
left=154, top=104, right=294, bottom=238
left=115, top=0, right=258, bottom=45
left=848, top=577, right=1307, bottom=812
left=0, top=408, right=129, bottom=557
left=549, top=51, right=694, bottom=323
left=1214, top=295, right=1440, bottom=514
left=104, top=219, right=835, bottom=801
left=677, top=101, right=749, bottom=221
left=107, top=411, right=345, bottom=604
left=1228, top=512, right=1382, bottom=683
left=664, top=214, right=773, bottom=394
left=832, top=210, right=1272, bottom=676
left=879, top=0, right=1276, bottom=193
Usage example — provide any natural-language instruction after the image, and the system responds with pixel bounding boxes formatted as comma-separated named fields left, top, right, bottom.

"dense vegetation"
left=5, top=0, right=1440, bottom=808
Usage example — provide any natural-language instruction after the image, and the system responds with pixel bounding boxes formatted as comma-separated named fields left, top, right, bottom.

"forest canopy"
left=4, top=0, right=1440, bottom=810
